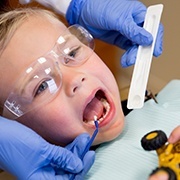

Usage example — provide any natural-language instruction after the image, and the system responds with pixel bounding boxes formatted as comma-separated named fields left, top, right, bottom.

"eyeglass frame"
left=3, top=24, right=95, bottom=119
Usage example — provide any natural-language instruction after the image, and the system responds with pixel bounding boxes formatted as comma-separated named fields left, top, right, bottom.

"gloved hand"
left=66, top=0, right=164, bottom=67
left=56, top=133, right=95, bottom=179
left=0, top=117, right=95, bottom=180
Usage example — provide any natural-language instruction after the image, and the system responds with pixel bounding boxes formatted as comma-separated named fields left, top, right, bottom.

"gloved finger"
left=57, top=150, right=95, bottom=179
left=132, top=3, right=146, bottom=25
left=112, top=33, right=133, bottom=50
left=28, top=166, right=57, bottom=180
left=47, top=145, right=84, bottom=173
left=96, top=30, right=133, bottom=50
left=153, top=23, right=164, bottom=57
left=120, top=2, right=151, bottom=46
left=0, top=120, right=83, bottom=173
left=31, top=166, right=73, bottom=180
left=105, top=25, right=151, bottom=50
left=121, top=45, right=138, bottom=67
left=65, top=133, right=91, bottom=157
left=74, top=151, right=95, bottom=180
left=121, top=24, right=163, bottom=67
left=121, top=19, right=153, bottom=46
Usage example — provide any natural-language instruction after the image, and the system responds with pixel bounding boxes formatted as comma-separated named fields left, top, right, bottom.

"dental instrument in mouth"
left=81, top=115, right=99, bottom=159
left=70, top=116, right=98, bottom=180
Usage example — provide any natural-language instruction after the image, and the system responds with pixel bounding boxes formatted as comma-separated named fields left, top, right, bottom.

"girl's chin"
left=93, top=128, right=124, bottom=145
left=96, top=119, right=124, bottom=144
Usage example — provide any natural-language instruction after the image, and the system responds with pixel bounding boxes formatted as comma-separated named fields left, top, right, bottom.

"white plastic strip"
left=127, top=4, right=163, bottom=109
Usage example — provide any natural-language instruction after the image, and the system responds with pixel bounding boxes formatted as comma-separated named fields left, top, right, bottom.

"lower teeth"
left=85, top=98, right=110, bottom=125
left=97, top=98, right=110, bottom=122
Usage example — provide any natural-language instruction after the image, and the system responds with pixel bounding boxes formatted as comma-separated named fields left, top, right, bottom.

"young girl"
left=0, top=7, right=179, bottom=180
left=0, top=7, right=124, bottom=147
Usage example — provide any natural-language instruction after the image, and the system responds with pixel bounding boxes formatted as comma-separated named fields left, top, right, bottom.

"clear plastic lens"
left=55, top=25, right=94, bottom=66
left=3, top=25, right=94, bottom=119
left=3, top=57, right=62, bottom=119
left=59, top=43, right=93, bottom=66
left=68, top=25, right=94, bottom=50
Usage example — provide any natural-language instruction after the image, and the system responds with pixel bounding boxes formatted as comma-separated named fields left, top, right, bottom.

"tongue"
left=83, top=97, right=104, bottom=121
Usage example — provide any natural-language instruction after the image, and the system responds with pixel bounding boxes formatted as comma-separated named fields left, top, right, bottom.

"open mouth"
left=83, top=90, right=110, bottom=125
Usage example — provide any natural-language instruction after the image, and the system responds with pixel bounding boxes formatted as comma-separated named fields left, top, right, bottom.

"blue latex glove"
left=66, top=0, right=164, bottom=67
left=0, top=117, right=95, bottom=180
left=55, top=133, right=95, bottom=179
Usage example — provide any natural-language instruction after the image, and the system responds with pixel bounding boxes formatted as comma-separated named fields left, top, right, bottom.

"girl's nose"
left=62, top=67, right=86, bottom=97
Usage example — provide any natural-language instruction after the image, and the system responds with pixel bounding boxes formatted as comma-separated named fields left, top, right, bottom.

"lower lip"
left=86, top=99, right=115, bottom=129
left=83, top=91, right=115, bottom=129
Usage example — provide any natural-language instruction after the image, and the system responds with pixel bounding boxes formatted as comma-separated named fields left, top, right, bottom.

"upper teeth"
left=86, top=98, right=110, bottom=125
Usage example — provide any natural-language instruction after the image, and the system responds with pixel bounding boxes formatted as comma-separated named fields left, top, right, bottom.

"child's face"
left=0, top=16, right=124, bottom=146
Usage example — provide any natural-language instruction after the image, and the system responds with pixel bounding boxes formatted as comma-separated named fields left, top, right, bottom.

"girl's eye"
left=68, top=49, right=77, bottom=58
left=68, top=46, right=80, bottom=58
left=64, top=46, right=81, bottom=64
left=35, top=81, right=48, bottom=96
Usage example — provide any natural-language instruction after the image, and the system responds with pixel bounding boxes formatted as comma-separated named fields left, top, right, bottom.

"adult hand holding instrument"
left=70, top=116, right=99, bottom=180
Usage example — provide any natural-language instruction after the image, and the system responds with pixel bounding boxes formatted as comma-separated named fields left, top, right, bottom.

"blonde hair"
left=0, top=7, right=61, bottom=54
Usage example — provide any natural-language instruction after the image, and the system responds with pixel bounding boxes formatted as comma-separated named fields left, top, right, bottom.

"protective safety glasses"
left=3, top=24, right=94, bottom=119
